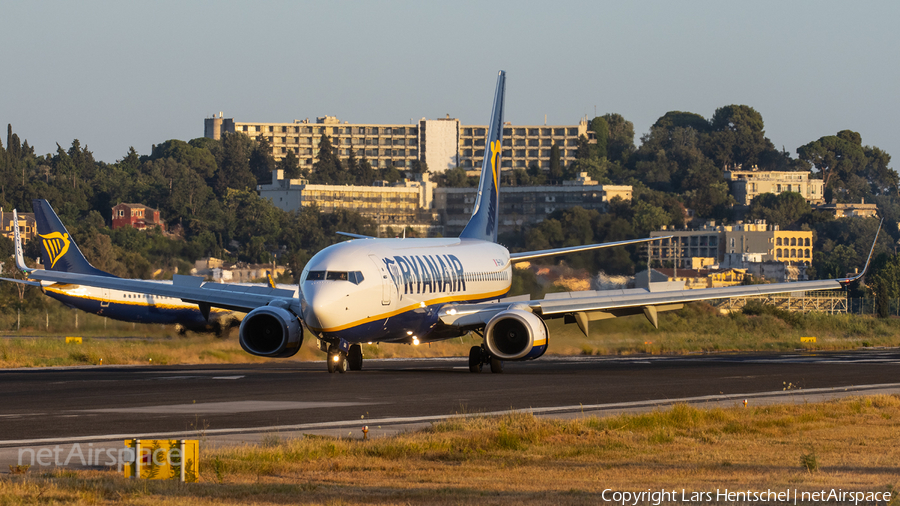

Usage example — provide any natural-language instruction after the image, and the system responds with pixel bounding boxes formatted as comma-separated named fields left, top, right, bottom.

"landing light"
left=412, top=337, right=419, bottom=345
left=406, top=330, right=413, bottom=335
left=332, top=354, right=340, bottom=362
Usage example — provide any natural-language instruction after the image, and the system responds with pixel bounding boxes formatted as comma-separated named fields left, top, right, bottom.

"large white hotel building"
left=205, top=114, right=593, bottom=173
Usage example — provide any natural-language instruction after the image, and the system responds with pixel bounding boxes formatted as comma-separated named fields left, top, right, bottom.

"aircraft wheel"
left=336, top=353, right=349, bottom=373
left=490, top=357, right=503, bottom=374
left=348, top=344, right=363, bottom=371
left=175, top=324, right=187, bottom=336
left=468, top=346, right=483, bottom=373
left=327, top=351, right=346, bottom=373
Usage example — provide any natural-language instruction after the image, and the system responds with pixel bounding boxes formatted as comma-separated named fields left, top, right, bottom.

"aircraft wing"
left=23, top=270, right=296, bottom=314
left=439, top=277, right=849, bottom=337
left=441, top=222, right=880, bottom=337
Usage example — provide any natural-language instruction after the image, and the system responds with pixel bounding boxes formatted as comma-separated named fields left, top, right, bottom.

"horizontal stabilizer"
left=0, top=277, right=41, bottom=287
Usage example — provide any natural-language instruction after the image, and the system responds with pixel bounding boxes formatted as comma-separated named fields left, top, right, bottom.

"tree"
left=345, top=144, right=360, bottom=183
left=355, top=157, right=375, bottom=185
left=150, top=139, right=217, bottom=178
left=602, top=113, right=636, bottom=163
left=747, top=192, right=811, bottom=228
left=869, top=253, right=900, bottom=318
left=632, top=201, right=671, bottom=237
left=705, top=105, right=773, bottom=169
left=212, top=133, right=256, bottom=196
left=653, top=111, right=710, bottom=133
left=589, top=116, right=608, bottom=159
left=684, top=181, right=734, bottom=221
left=278, top=149, right=301, bottom=180
left=549, top=144, right=562, bottom=182
left=795, top=130, right=898, bottom=203
left=410, top=159, right=429, bottom=175
left=378, top=165, right=402, bottom=184
left=310, top=134, right=344, bottom=184
left=248, top=136, right=276, bottom=185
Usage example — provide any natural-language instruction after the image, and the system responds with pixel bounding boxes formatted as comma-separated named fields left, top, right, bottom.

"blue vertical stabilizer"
left=32, top=199, right=116, bottom=277
left=459, top=71, right=506, bottom=243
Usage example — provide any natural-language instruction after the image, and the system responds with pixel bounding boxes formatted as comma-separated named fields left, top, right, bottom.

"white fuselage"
left=299, top=238, right=512, bottom=343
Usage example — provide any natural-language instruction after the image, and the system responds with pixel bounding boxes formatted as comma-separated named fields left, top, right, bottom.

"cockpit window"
left=306, top=270, right=325, bottom=281
left=326, top=271, right=349, bottom=281
left=306, top=270, right=363, bottom=284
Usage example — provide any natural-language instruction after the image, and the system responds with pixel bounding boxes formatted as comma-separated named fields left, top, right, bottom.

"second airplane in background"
left=3, top=200, right=268, bottom=334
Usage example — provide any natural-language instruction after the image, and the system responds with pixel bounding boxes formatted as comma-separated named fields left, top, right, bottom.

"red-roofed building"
left=111, top=203, right=164, bottom=231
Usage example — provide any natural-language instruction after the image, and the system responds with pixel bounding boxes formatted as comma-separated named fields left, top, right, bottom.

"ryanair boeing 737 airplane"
left=16, top=71, right=877, bottom=373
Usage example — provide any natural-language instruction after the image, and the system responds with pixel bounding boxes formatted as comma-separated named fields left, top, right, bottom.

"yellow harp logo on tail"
left=39, top=232, right=71, bottom=269
left=489, top=140, right=502, bottom=191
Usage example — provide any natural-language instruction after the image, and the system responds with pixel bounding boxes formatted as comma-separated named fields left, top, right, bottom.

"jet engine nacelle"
left=239, top=306, right=303, bottom=358
left=484, top=309, right=548, bottom=361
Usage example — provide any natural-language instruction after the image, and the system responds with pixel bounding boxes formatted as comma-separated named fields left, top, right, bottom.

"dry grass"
left=2, top=395, right=899, bottom=504
left=0, top=333, right=488, bottom=368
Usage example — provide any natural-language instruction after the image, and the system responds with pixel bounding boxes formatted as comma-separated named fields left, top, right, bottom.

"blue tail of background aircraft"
left=32, top=199, right=116, bottom=278
left=459, top=70, right=506, bottom=244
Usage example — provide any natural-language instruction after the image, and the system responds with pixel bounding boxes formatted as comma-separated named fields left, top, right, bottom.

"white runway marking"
left=83, top=400, right=367, bottom=415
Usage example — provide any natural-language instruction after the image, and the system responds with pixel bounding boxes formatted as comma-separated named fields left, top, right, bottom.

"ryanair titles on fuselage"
left=383, top=254, right=466, bottom=297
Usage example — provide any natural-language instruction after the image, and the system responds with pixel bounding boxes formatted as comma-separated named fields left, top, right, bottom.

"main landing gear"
left=326, top=343, right=363, bottom=373
left=468, top=346, right=503, bottom=373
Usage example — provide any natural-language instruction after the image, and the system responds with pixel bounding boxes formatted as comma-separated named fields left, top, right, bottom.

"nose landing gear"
left=327, top=349, right=349, bottom=373
left=322, top=339, right=361, bottom=373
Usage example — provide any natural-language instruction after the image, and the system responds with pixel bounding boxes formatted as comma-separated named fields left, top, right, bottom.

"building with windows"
left=192, top=257, right=289, bottom=283
left=205, top=113, right=592, bottom=175
left=257, top=170, right=440, bottom=237
left=111, top=203, right=164, bottom=231
left=724, top=169, right=825, bottom=205
left=434, top=173, right=631, bottom=236
left=0, top=209, right=36, bottom=244
left=649, top=220, right=814, bottom=268
left=634, top=267, right=747, bottom=290
left=814, top=200, right=879, bottom=218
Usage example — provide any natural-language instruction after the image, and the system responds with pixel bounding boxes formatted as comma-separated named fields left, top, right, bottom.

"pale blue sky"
left=2, top=1, right=898, bottom=168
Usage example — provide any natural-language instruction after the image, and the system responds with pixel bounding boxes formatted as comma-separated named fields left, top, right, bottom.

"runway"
left=2, top=350, right=899, bottom=449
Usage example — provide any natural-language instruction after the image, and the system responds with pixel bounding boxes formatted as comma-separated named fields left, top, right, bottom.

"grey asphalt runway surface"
left=2, top=350, right=899, bottom=449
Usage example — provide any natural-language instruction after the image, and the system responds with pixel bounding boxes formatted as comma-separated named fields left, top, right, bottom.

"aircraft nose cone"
left=302, top=283, right=347, bottom=331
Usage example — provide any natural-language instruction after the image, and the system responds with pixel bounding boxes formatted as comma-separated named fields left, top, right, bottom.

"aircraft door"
left=101, top=288, right=110, bottom=307
left=368, top=254, right=392, bottom=306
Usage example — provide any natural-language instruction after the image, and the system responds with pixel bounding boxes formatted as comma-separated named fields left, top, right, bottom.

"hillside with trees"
left=1, top=100, right=898, bottom=312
